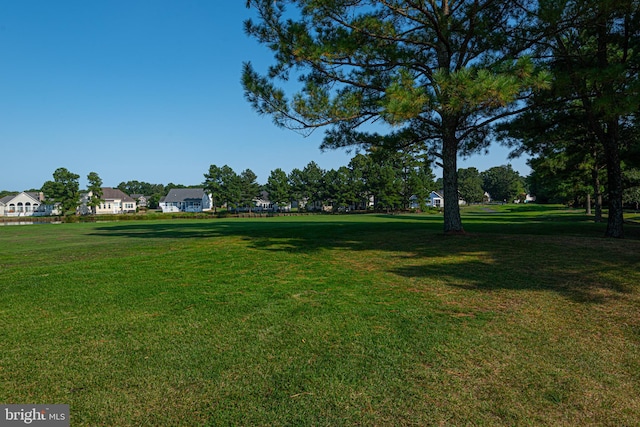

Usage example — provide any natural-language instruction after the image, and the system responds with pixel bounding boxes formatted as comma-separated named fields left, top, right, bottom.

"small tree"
left=204, top=165, right=223, bottom=213
left=86, top=172, right=103, bottom=215
left=481, top=165, right=524, bottom=203
left=41, top=168, right=80, bottom=215
left=623, top=169, right=640, bottom=211
left=322, top=167, right=353, bottom=212
left=220, top=166, right=242, bottom=212
left=265, top=168, right=291, bottom=211
left=458, top=168, right=485, bottom=205
left=240, top=169, right=261, bottom=212
left=348, top=154, right=373, bottom=211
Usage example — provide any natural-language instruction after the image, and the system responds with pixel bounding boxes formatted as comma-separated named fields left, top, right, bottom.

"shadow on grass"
left=88, top=213, right=640, bottom=304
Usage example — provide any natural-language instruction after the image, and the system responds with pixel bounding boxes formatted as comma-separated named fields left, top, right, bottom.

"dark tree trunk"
left=592, top=166, right=603, bottom=223
left=603, top=126, right=624, bottom=238
left=442, top=134, right=464, bottom=233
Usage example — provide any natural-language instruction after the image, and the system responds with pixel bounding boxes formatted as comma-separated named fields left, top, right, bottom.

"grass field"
left=1, top=205, right=639, bottom=426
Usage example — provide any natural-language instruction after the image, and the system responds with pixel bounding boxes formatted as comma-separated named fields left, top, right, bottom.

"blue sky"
left=0, top=1, right=530, bottom=191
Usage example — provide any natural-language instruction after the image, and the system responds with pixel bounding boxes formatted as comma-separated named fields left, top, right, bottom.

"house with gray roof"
left=159, top=188, right=212, bottom=213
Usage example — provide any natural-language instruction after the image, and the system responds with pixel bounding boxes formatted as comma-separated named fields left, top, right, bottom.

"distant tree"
left=265, top=168, right=291, bottom=211
left=370, top=163, right=403, bottom=212
left=322, top=167, right=354, bottom=211
left=348, top=154, right=373, bottom=210
left=220, top=166, right=242, bottom=211
left=623, top=169, right=640, bottom=211
left=0, top=190, right=18, bottom=199
left=406, top=158, right=436, bottom=210
left=117, top=180, right=143, bottom=195
left=498, top=98, right=607, bottom=219
left=481, top=165, right=524, bottom=203
left=239, top=169, right=261, bottom=212
left=117, top=181, right=165, bottom=209
left=165, top=183, right=187, bottom=193
left=293, top=161, right=325, bottom=211
left=458, top=168, right=485, bottom=204
left=203, top=165, right=223, bottom=213
left=41, top=167, right=80, bottom=215
left=288, top=167, right=306, bottom=210
left=86, top=172, right=103, bottom=215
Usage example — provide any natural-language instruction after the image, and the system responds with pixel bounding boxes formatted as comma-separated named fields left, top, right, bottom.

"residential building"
left=130, top=194, right=148, bottom=208
left=79, top=188, right=137, bottom=215
left=253, top=191, right=293, bottom=212
left=159, top=188, right=212, bottom=213
left=410, top=191, right=445, bottom=209
left=0, top=192, right=58, bottom=216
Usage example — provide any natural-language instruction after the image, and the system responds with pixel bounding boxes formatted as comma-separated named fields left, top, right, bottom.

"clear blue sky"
left=0, top=1, right=530, bottom=191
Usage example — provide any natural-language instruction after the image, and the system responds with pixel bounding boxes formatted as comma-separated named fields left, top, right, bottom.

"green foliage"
left=116, top=181, right=165, bottom=209
left=623, top=168, right=640, bottom=209
left=265, top=168, right=291, bottom=210
left=86, top=172, right=104, bottom=214
left=291, top=161, right=325, bottom=210
left=522, top=0, right=639, bottom=236
left=481, top=165, right=525, bottom=203
left=0, top=190, right=19, bottom=199
left=204, top=165, right=246, bottom=212
left=458, top=167, right=485, bottom=204
left=41, top=167, right=80, bottom=215
left=240, top=169, right=261, bottom=211
left=203, top=165, right=223, bottom=212
left=220, top=166, right=242, bottom=211
left=243, top=0, right=550, bottom=232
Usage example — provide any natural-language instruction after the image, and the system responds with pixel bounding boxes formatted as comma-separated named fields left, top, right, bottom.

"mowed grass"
left=0, top=206, right=639, bottom=426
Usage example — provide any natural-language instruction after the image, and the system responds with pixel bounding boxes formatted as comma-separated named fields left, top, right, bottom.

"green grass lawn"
left=1, top=206, right=639, bottom=426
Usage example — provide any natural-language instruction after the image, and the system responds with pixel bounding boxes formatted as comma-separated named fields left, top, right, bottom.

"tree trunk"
left=592, top=167, right=603, bottom=222
left=442, top=135, right=464, bottom=233
left=586, top=193, right=591, bottom=215
left=603, top=125, right=624, bottom=238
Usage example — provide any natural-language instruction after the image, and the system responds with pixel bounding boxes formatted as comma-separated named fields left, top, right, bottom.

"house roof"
left=163, top=188, right=207, bottom=203
left=101, top=187, right=136, bottom=202
left=0, top=192, right=41, bottom=205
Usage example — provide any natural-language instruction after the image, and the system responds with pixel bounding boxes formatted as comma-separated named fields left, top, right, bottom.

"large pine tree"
left=243, top=0, right=549, bottom=232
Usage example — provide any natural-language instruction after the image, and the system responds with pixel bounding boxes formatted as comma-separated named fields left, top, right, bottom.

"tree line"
left=204, top=149, right=437, bottom=212
left=11, top=151, right=526, bottom=215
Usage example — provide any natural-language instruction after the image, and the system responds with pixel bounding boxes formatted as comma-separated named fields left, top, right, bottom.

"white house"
left=410, top=191, right=445, bottom=209
left=0, top=192, right=57, bottom=216
left=160, top=188, right=212, bottom=213
left=130, top=194, right=148, bottom=208
left=79, top=188, right=137, bottom=215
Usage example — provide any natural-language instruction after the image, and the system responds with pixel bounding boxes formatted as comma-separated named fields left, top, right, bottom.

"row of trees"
left=242, top=0, right=640, bottom=237
left=40, top=168, right=104, bottom=215
left=204, top=150, right=438, bottom=212
left=29, top=155, right=524, bottom=216
left=458, top=166, right=526, bottom=204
